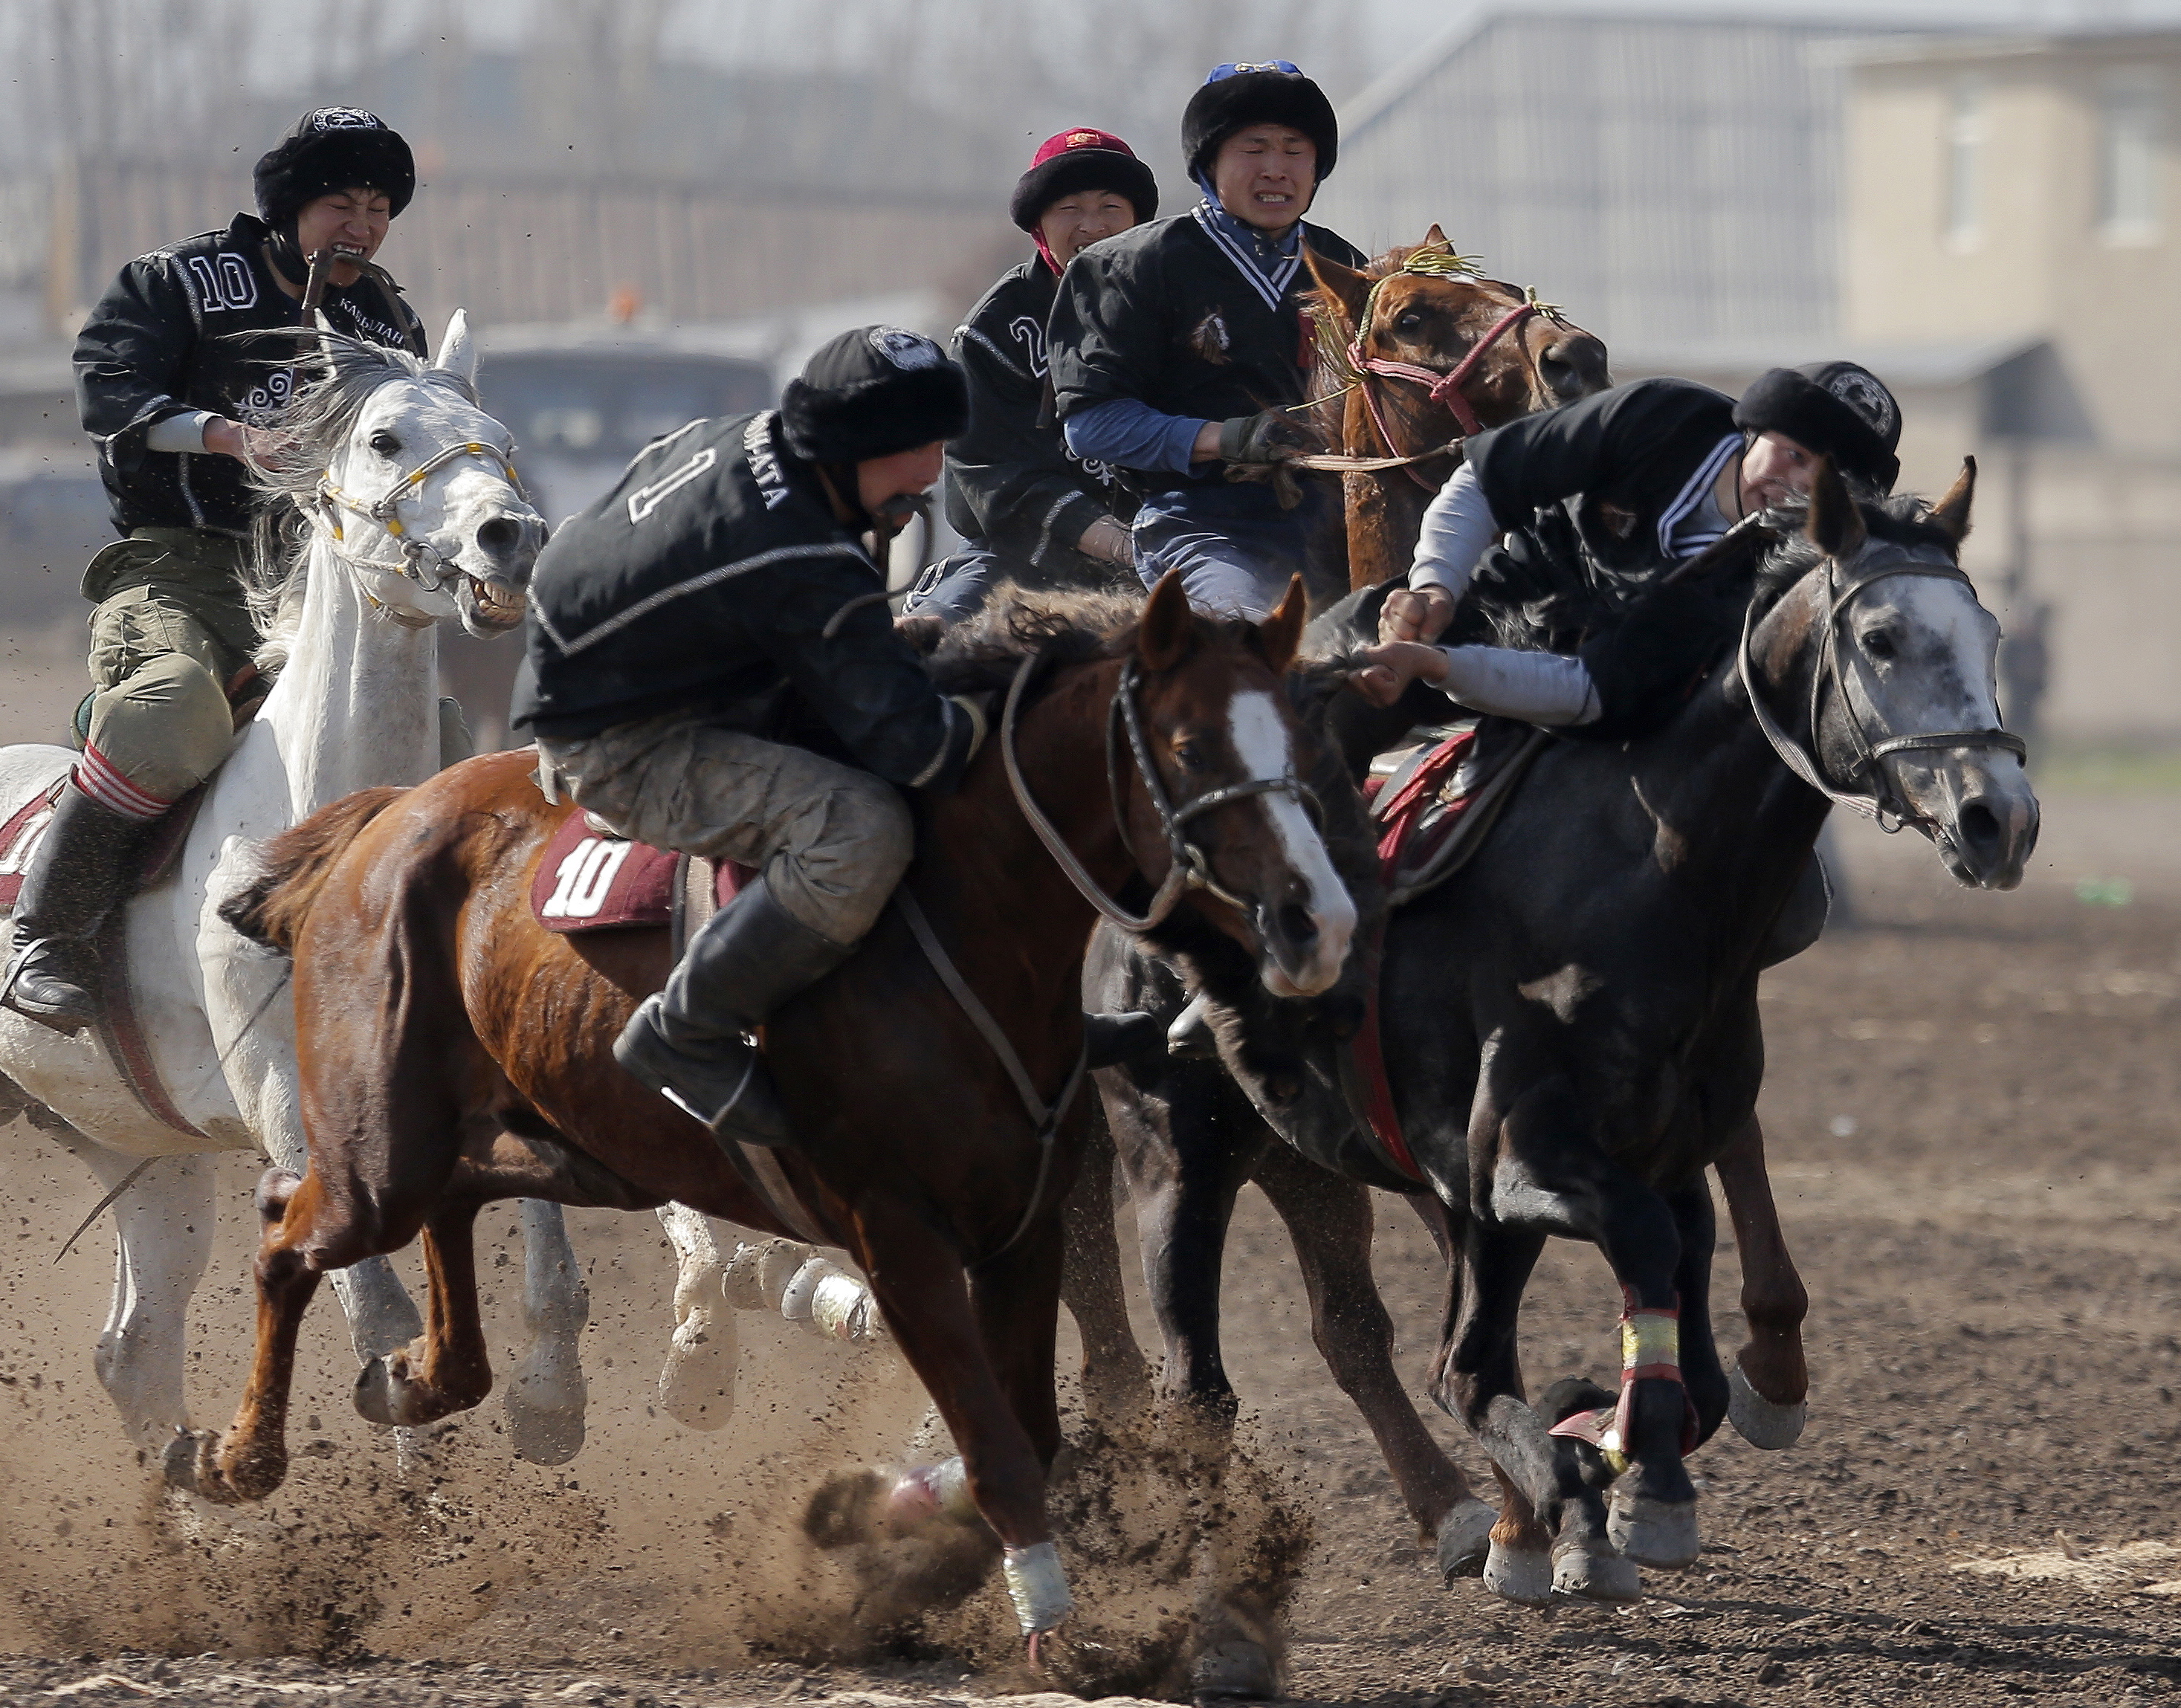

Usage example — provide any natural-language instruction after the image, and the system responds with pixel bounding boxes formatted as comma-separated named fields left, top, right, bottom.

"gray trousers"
left=534, top=713, right=911, bottom=945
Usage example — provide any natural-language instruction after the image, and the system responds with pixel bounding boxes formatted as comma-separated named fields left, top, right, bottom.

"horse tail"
left=219, top=785, right=408, bottom=954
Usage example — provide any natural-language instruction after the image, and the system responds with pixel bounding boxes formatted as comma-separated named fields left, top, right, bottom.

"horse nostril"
left=477, top=517, right=522, bottom=557
left=1957, top=800, right=2003, bottom=859
left=1277, top=902, right=1318, bottom=948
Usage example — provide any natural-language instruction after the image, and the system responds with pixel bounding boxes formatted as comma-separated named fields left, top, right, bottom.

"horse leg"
left=1250, top=1142, right=1493, bottom=1581
left=853, top=1212, right=1074, bottom=1638
left=353, top=1198, right=496, bottom=1430
left=1714, top=1116, right=1809, bottom=1448
left=1058, top=1104, right=1152, bottom=1428
left=55, top=1137, right=214, bottom=1450
left=259, top=1119, right=422, bottom=1365
left=502, top=1197, right=589, bottom=1465
left=654, top=1202, right=738, bottom=1430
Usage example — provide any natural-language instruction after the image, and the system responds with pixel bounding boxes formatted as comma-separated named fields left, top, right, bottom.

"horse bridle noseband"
left=1001, top=652, right=1322, bottom=932
left=315, top=438, right=531, bottom=624
left=1739, top=546, right=2027, bottom=832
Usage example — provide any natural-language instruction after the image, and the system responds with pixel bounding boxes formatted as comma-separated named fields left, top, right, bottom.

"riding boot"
left=1, top=780, right=149, bottom=1035
left=613, top=873, right=853, bottom=1148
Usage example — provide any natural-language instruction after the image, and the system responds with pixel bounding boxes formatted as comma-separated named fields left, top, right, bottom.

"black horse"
left=1082, top=465, right=2038, bottom=1624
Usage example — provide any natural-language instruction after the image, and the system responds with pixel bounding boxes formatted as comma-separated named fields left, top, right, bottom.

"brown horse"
left=1303, top=230, right=1611, bottom=589
left=162, top=572, right=1359, bottom=1646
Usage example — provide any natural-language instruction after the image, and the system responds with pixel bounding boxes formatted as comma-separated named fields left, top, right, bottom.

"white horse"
left=0, top=317, right=595, bottom=1462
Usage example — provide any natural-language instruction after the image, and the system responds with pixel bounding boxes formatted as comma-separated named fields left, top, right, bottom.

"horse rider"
left=1045, top=61, right=1366, bottom=620
left=515, top=327, right=993, bottom=1147
left=4, top=108, right=428, bottom=1034
left=1353, top=362, right=1907, bottom=729
left=904, top=128, right=1159, bottom=625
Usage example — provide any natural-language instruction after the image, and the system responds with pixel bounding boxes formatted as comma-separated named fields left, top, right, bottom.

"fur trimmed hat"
left=1734, top=360, right=1903, bottom=493
left=1009, top=129, right=1159, bottom=232
left=779, top=326, right=969, bottom=465
left=254, top=109, right=416, bottom=228
left=1183, top=61, right=1338, bottom=182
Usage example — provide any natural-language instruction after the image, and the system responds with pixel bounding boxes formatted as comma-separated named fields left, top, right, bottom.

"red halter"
left=1347, top=299, right=1540, bottom=488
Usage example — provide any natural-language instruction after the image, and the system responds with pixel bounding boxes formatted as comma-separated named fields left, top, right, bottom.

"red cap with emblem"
left=1009, top=127, right=1160, bottom=251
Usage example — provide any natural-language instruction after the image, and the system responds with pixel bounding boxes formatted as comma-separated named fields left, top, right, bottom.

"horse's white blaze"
left=1228, top=689, right=1356, bottom=994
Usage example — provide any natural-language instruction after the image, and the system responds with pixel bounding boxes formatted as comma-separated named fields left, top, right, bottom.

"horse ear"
left=1424, top=222, right=1449, bottom=248
left=1805, top=456, right=1867, bottom=559
left=1257, top=576, right=1306, bottom=673
left=1304, top=249, right=1371, bottom=332
left=434, top=309, right=479, bottom=386
left=1138, top=570, right=1197, bottom=673
left=1930, top=456, right=1977, bottom=543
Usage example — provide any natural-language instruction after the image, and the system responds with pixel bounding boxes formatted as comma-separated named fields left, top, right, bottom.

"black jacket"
left=943, top=258, right=1129, bottom=573
left=75, top=213, right=427, bottom=538
left=513, top=410, right=978, bottom=792
left=1045, top=207, right=1365, bottom=496
left=1465, top=377, right=1745, bottom=580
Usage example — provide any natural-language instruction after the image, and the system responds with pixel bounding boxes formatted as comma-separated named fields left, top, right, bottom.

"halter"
left=1342, top=245, right=1564, bottom=488
left=315, top=438, right=529, bottom=621
left=1001, top=652, right=1322, bottom=932
left=1739, top=543, right=2028, bottom=833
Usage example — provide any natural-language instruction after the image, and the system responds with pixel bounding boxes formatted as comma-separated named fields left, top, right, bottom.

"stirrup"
left=613, top=994, right=792, bottom=1148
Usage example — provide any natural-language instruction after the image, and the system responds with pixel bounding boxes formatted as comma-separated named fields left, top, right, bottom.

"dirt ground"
left=1, top=779, right=2177, bottom=1707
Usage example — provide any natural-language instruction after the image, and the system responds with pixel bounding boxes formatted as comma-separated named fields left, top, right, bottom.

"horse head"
left=1751, top=459, right=2041, bottom=890
left=1307, top=227, right=1610, bottom=444
left=262, top=311, right=544, bottom=637
left=1119, top=572, right=1359, bottom=996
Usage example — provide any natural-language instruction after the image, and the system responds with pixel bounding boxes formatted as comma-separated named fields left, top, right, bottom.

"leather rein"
left=1739, top=546, right=2027, bottom=833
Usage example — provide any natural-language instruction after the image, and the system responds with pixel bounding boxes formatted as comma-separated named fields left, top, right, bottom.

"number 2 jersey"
left=74, top=211, right=427, bottom=538
left=511, top=408, right=980, bottom=792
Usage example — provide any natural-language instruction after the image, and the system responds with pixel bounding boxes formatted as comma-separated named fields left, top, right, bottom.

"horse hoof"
left=1435, top=1498, right=1497, bottom=1581
left=354, top=1356, right=403, bottom=1427
left=161, top=1428, right=273, bottom=1505
left=1728, top=1362, right=1807, bottom=1450
left=504, top=1385, right=585, bottom=1466
left=1482, top=1539, right=1553, bottom=1606
left=1608, top=1491, right=1702, bottom=1569
left=1552, top=1544, right=1641, bottom=1604
left=1191, top=1637, right=1279, bottom=1703
left=656, top=1307, right=737, bottom=1430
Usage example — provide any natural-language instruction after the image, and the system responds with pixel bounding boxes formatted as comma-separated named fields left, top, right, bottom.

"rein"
left=1739, top=546, right=2027, bottom=832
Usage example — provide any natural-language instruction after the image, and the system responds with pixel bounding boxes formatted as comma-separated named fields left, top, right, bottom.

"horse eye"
left=368, top=430, right=401, bottom=457
left=1862, top=628, right=1897, bottom=660
left=1173, top=740, right=1209, bottom=772
left=1394, top=310, right=1424, bottom=334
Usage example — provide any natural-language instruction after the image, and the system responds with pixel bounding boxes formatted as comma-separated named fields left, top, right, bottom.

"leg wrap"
left=1549, top=1295, right=1696, bottom=1466
left=1001, top=1540, right=1075, bottom=1634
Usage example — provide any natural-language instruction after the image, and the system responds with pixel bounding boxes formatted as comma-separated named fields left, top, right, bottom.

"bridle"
left=1343, top=249, right=1563, bottom=491
left=1739, top=543, right=2027, bottom=833
left=999, top=651, right=1322, bottom=932
left=314, top=436, right=533, bottom=625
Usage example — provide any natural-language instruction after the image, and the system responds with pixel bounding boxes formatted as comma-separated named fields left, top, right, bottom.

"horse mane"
left=922, top=583, right=1299, bottom=696
left=237, top=331, right=476, bottom=675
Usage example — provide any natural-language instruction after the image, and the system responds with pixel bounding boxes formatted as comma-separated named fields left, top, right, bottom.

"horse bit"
left=1739, top=545, right=2027, bottom=833
left=316, top=438, right=529, bottom=624
left=1001, top=651, right=1322, bottom=933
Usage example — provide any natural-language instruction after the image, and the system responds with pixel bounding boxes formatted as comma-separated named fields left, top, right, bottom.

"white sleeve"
left=1408, top=461, right=1498, bottom=603
left=143, top=410, right=217, bottom=453
left=1435, top=645, right=1600, bottom=727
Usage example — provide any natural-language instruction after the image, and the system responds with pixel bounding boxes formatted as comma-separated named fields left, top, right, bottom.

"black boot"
left=1, top=780, right=148, bottom=1035
left=613, top=873, right=853, bottom=1147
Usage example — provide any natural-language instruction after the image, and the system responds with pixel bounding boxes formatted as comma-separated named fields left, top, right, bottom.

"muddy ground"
left=1, top=781, right=2177, bottom=1707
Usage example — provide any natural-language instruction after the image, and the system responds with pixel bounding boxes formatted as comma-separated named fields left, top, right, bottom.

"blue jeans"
left=1131, top=482, right=1322, bottom=619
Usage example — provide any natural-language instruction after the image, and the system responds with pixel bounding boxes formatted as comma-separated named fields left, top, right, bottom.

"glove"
left=1217, top=410, right=1313, bottom=466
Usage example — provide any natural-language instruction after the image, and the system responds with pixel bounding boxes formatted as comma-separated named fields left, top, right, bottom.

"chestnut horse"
left=1303, top=230, right=1610, bottom=589
left=164, top=573, right=1357, bottom=1645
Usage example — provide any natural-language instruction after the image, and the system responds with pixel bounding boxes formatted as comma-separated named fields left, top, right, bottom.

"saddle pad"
left=530, top=810, right=749, bottom=934
left=0, top=778, right=205, bottom=913
left=1365, top=730, right=1480, bottom=893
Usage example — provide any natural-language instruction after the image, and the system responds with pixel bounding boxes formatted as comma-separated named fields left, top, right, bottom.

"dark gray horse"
left=1080, top=465, right=2038, bottom=1639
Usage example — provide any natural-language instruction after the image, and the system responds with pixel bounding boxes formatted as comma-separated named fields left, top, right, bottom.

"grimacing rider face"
left=1038, top=190, right=1137, bottom=269
left=292, top=187, right=392, bottom=287
left=1209, top=123, right=1316, bottom=234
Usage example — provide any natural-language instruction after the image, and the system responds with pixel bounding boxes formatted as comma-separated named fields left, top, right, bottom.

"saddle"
left=529, top=811, right=752, bottom=935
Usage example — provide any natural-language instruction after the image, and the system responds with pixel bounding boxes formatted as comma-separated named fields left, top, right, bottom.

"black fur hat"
left=1183, top=61, right=1338, bottom=182
left=1734, top=361, right=1902, bottom=492
left=1009, top=128, right=1160, bottom=232
left=254, top=109, right=416, bottom=228
left=779, top=327, right=969, bottom=465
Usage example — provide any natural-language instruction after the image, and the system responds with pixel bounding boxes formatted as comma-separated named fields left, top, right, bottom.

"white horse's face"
left=1826, top=543, right=2041, bottom=890
left=319, top=313, right=543, bottom=635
